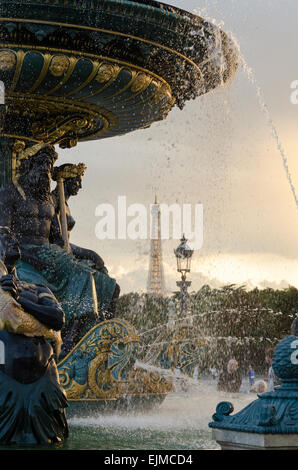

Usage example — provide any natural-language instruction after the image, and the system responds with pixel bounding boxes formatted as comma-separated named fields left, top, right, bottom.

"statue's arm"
left=49, top=212, right=64, bottom=246
left=70, top=243, right=106, bottom=272
left=49, top=193, right=64, bottom=245
left=18, top=286, right=65, bottom=331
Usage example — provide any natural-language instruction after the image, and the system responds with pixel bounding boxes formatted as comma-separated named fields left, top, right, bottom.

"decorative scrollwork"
left=0, top=47, right=173, bottom=143
left=146, top=324, right=206, bottom=378
left=59, top=368, right=71, bottom=388
left=88, top=353, right=120, bottom=399
left=120, top=368, right=174, bottom=396
left=152, top=83, right=172, bottom=104
left=96, top=63, right=118, bottom=83
left=31, top=114, right=97, bottom=146
left=131, top=73, right=151, bottom=93
left=58, top=319, right=140, bottom=401
left=212, top=401, right=234, bottom=422
left=65, top=380, right=87, bottom=399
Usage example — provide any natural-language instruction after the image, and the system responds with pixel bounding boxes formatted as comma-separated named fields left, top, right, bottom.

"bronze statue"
left=0, top=146, right=118, bottom=352
left=0, top=226, right=68, bottom=444
left=51, top=163, right=106, bottom=272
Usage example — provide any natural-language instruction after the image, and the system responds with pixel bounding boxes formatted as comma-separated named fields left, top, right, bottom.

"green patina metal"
left=0, top=1, right=239, bottom=433
left=0, top=0, right=237, bottom=185
left=57, top=319, right=140, bottom=399
left=146, top=324, right=206, bottom=378
left=17, top=251, right=116, bottom=335
left=209, top=336, right=298, bottom=434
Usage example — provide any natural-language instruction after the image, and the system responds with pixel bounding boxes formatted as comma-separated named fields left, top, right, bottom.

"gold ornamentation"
left=131, top=73, right=151, bottom=93
left=96, top=63, right=115, bottom=83
left=31, top=115, right=96, bottom=146
left=64, top=380, right=87, bottom=399
left=59, top=369, right=71, bottom=388
left=53, top=162, right=87, bottom=181
left=5, top=91, right=117, bottom=143
left=8, top=50, right=25, bottom=93
left=146, top=324, right=205, bottom=378
left=152, top=83, right=172, bottom=104
left=0, top=45, right=172, bottom=143
left=17, top=142, right=57, bottom=161
left=0, top=284, right=62, bottom=357
left=57, top=319, right=139, bottom=367
left=0, top=44, right=171, bottom=101
left=12, top=140, right=57, bottom=199
left=28, top=52, right=52, bottom=94
left=49, top=55, right=70, bottom=77
left=46, top=56, right=77, bottom=96
left=0, top=50, right=16, bottom=71
left=64, top=59, right=99, bottom=98
left=12, top=139, right=26, bottom=199
left=12, top=140, right=25, bottom=155
left=118, top=368, right=174, bottom=396
left=88, top=353, right=120, bottom=399
left=57, top=319, right=141, bottom=401
left=38, top=292, right=57, bottom=301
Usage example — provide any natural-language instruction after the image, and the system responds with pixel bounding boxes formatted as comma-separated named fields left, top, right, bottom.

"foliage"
left=115, top=285, right=297, bottom=374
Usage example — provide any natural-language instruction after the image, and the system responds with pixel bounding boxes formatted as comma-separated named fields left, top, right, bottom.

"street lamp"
left=174, top=235, right=194, bottom=318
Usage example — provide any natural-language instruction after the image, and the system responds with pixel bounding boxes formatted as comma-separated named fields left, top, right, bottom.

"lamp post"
left=174, top=235, right=194, bottom=319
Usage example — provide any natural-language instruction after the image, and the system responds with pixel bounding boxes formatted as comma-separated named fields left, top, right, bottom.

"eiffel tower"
left=147, top=196, right=166, bottom=297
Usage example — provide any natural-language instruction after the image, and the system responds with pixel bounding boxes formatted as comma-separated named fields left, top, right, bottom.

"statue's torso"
left=12, top=192, right=55, bottom=246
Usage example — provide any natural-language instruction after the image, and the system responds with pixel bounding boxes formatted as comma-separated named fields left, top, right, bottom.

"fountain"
left=0, top=0, right=239, bottom=446
left=209, top=336, right=298, bottom=450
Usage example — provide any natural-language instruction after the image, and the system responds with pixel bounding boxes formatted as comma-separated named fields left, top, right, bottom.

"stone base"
left=212, top=429, right=298, bottom=450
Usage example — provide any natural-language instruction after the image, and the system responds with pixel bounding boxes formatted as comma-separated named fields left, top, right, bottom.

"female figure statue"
left=51, top=163, right=107, bottom=274
left=50, top=163, right=120, bottom=344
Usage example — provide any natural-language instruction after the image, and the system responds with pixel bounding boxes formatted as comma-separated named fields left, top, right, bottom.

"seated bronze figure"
left=0, top=145, right=119, bottom=351
left=0, top=227, right=68, bottom=445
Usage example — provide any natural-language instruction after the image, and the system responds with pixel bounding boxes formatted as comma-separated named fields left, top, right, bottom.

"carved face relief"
left=96, top=63, right=115, bottom=83
left=0, top=51, right=16, bottom=71
left=50, top=55, right=70, bottom=77
left=22, top=151, right=55, bottom=195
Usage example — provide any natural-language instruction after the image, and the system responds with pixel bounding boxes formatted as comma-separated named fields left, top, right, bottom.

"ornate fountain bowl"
left=0, top=0, right=237, bottom=148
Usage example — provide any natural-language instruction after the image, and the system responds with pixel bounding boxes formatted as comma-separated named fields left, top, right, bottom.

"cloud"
left=54, top=0, right=298, bottom=293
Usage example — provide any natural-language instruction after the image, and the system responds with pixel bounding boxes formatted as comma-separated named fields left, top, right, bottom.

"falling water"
left=194, top=7, right=298, bottom=212
left=230, top=34, right=298, bottom=211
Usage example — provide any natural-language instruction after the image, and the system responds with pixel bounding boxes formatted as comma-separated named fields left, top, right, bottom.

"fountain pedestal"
left=212, top=429, right=298, bottom=450
left=209, top=336, right=298, bottom=450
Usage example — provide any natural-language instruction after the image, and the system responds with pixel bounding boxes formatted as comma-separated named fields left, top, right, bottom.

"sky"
left=56, top=0, right=298, bottom=294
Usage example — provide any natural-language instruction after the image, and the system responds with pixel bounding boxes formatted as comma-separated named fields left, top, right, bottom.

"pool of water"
left=61, top=378, right=255, bottom=450
left=1, top=378, right=256, bottom=450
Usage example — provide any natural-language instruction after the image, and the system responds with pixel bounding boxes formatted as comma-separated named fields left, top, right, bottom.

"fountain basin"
left=210, top=336, right=298, bottom=450
left=0, top=0, right=237, bottom=147
left=212, top=429, right=298, bottom=450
